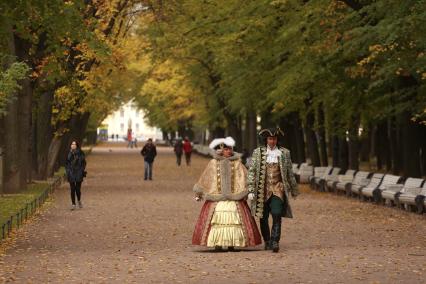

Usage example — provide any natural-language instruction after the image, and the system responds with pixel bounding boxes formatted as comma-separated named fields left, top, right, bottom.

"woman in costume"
left=192, top=137, right=261, bottom=251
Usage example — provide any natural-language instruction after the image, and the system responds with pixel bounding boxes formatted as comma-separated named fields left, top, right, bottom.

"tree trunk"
left=177, top=121, right=185, bottom=138
left=212, top=126, right=225, bottom=141
left=293, top=114, right=306, bottom=164
left=260, top=106, right=275, bottom=129
left=338, top=136, right=349, bottom=172
left=0, top=117, right=4, bottom=195
left=46, top=136, right=63, bottom=177
left=375, top=122, right=389, bottom=171
left=388, top=117, right=401, bottom=174
left=3, top=22, right=23, bottom=193
left=420, top=125, right=426, bottom=177
left=279, top=115, right=295, bottom=151
left=35, top=90, right=54, bottom=179
left=331, top=135, right=339, bottom=167
left=305, top=111, right=320, bottom=166
left=14, top=35, right=33, bottom=184
left=359, top=127, right=370, bottom=162
left=348, top=116, right=360, bottom=170
left=317, top=105, right=328, bottom=166
left=227, top=114, right=242, bottom=152
left=400, top=113, right=421, bottom=177
left=246, top=111, right=257, bottom=153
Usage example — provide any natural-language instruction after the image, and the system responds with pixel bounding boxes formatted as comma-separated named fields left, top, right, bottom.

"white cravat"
left=266, top=146, right=281, bottom=164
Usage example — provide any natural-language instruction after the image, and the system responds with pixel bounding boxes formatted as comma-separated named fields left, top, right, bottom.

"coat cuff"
left=193, top=184, right=204, bottom=193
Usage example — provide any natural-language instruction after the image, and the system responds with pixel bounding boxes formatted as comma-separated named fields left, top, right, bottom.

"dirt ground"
left=1, top=143, right=426, bottom=283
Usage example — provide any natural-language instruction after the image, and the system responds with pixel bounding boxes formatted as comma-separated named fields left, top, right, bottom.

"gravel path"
left=1, top=143, right=426, bottom=283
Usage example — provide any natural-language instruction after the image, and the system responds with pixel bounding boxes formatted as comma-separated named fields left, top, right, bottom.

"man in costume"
left=247, top=127, right=299, bottom=252
left=192, top=137, right=261, bottom=251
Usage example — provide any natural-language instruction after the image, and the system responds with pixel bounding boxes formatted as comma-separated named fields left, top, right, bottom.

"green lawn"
left=0, top=183, right=48, bottom=228
left=0, top=167, right=65, bottom=230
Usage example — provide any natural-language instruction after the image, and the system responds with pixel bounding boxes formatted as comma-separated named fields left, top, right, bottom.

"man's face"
left=267, top=136, right=278, bottom=148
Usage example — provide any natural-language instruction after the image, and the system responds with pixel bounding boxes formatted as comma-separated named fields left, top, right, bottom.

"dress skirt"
left=192, top=200, right=261, bottom=247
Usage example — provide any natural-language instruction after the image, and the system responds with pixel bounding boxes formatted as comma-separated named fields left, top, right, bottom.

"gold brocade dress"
left=192, top=153, right=261, bottom=247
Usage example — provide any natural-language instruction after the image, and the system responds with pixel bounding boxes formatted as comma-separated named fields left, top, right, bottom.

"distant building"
left=98, top=100, right=162, bottom=141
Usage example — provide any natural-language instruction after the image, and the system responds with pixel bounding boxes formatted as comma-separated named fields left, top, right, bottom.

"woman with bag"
left=65, top=140, right=87, bottom=210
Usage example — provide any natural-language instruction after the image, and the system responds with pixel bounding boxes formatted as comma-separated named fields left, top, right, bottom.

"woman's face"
left=223, top=147, right=233, bottom=158
left=71, top=141, right=77, bottom=150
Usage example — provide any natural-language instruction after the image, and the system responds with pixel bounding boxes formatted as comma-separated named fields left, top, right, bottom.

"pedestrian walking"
left=192, top=137, right=261, bottom=251
left=65, top=140, right=87, bottom=210
left=127, top=128, right=133, bottom=148
left=174, top=138, right=183, bottom=166
left=182, top=136, right=192, bottom=166
left=140, top=138, right=157, bottom=180
left=247, top=127, right=299, bottom=252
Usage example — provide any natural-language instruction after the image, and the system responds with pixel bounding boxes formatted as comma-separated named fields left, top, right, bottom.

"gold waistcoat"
left=265, top=163, right=284, bottom=200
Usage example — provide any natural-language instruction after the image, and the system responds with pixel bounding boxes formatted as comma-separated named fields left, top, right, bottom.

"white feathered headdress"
left=208, top=136, right=236, bottom=150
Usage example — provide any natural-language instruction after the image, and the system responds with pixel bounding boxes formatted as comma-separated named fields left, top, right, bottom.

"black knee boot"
left=260, top=217, right=271, bottom=250
left=271, top=215, right=282, bottom=253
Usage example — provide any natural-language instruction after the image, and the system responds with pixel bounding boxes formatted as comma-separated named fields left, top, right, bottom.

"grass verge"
left=0, top=183, right=48, bottom=228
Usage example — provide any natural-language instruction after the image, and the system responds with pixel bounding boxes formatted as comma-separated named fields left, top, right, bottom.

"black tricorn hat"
left=258, top=127, right=284, bottom=139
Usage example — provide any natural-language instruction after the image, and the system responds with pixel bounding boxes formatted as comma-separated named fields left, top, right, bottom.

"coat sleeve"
left=81, top=151, right=87, bottom=170
left=193, top=159, right=215, bottom=197
left=65, top=153, right=71, bottom=177
left=247, top=148, right=258, bottom=194
left=285, top=150, right=299, bottom=197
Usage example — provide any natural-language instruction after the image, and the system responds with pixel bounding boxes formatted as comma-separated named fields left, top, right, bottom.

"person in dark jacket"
left=141, top=138, right=157, bottom=180
left=174, top=138, right=183, bottom=166
left=65, top=140, right=87, bottom=210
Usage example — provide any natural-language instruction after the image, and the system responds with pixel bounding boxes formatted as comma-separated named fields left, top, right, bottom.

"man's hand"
left=248, top=193, right=255, bottom=201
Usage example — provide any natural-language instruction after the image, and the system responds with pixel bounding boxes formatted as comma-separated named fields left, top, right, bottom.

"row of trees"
left=1, top=0, right=425, bottom=196
left=131, top=0, right=426, bottom=177
left=0, top=0, right=143, bottom=194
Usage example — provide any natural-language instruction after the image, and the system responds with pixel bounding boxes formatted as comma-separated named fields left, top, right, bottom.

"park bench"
left=397, top=180, right=426, bottom=213
left=299, top=164, right=314, bottom=184
left=327, top=169, right=356, bottom=192
left=350, top=174, right=378, bottom=197
left=338, top=171, right=370, bottom=196
left=358, top=173, right=385, bottom=200
left=317, top=167, right=340, bottom=192
left=293, top=162, right=307, bottom=182
left=382, top=178, right=424, bottom=207
left=292, top=163, right=299, bottom=174
left=361, top=174, right=401, bottom=203
left=309, top=166, right=332, bottom=190
left=334, top=170, right=364, bottom=195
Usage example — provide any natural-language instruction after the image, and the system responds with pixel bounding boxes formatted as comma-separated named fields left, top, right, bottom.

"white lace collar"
left=266, top=146, right=281, bottom=163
